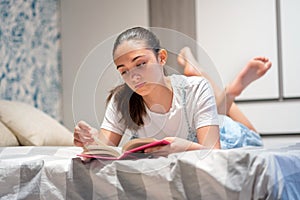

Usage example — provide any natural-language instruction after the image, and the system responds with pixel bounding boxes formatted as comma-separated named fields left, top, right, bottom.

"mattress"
left=0, top=144, right=299, bottom=199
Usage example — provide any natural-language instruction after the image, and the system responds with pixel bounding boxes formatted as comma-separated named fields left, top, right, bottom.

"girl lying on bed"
left=73, top=27, right=272, bottom=156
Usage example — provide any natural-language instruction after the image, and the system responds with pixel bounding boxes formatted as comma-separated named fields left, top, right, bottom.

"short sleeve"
left=190, top=78, right=219, bottom=129
left=100, top=96, right=126, bottom=135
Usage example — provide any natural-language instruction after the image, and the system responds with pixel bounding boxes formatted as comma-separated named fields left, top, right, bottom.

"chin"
left=135, top=86, right=152, bottom=96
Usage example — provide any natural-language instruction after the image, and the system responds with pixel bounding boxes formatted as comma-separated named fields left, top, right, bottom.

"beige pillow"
left=0, top=121, right=20, bottom=146
left=0, top=100, right=73, bottom=146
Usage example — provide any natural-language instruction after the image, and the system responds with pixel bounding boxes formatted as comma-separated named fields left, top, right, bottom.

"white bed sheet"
left=0, top=144, right=299, bottom=200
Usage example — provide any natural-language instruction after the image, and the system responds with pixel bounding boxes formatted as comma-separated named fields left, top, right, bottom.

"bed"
left=0, top=100, right=299, bottom=199
left=0, top=143, right=299, bottom=200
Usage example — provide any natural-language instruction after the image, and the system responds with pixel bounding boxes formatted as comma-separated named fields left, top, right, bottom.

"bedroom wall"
left=60, top=0, right=149, bottom=130
left=2, top=0, right=298, bottom=141
left=0, top=0, right=149, bottom=131
left=196, top=0, right=300, bottom=135
left=148, top=0, right=300, bottom=145
left=0, top=0, right=62, bottom=122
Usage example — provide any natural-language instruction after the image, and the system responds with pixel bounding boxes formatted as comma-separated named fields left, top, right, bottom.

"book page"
left=122, top=138, right=157, bottom=151
left=84, top=145, right=122, bottom=158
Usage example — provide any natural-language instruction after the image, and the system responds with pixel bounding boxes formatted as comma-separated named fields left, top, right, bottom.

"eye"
left=136, top=62, right=146, bottom=68
left=121, top=70, right=129, bottom=75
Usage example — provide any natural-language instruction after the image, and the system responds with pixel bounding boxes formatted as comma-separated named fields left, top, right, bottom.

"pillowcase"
left=0, top=121, right=20, bottom=146
left=0, top=100, right=74, bottom=146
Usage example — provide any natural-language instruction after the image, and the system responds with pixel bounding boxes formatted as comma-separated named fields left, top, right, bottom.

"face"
left=113, top=40, right=166, bottom=96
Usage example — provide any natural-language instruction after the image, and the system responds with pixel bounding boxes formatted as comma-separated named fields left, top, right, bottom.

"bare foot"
left=227, top=56, right=272, bottom=97
left=177, top=47, right=202, bottom=76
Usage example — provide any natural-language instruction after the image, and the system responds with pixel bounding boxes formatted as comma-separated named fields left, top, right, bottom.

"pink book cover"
left=77, top=139, right=170, bottom=160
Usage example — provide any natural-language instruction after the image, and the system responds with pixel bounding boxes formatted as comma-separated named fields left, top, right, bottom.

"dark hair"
left=107, top=27, right=161, bottom=130
left=113, top=27, right=161, bottom=57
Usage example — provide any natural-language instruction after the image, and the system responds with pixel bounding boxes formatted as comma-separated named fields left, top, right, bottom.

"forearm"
left=191, top=141, right=220, bottom=150
left=186, top=142, right=207, bottom=151
left=196, top=125, right=221, bottom=149
left=99, top=128, right=122, bottom=146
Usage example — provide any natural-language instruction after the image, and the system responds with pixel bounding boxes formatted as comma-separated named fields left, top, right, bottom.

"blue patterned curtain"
left=0, top=0, right=62, bottom=122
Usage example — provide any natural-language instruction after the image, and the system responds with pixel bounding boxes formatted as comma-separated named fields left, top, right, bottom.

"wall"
left=196, top=0, right=300, bottom=135
left=148, top=0, right=197, bottom=75
left=0, top=0, right=62, bottom=121
left=60, top=0, right=149, bottom=130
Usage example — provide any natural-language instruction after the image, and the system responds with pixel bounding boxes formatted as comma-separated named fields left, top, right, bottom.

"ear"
left=158, top=49, right=168, bottom=65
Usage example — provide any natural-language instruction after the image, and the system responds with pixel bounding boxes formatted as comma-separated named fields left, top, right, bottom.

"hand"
left=73, top=121, right=99, bottom=147
left=144, top=137, right=198, bottom=157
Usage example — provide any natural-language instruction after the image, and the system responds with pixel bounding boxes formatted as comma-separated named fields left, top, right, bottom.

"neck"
left=143, top=77, right=173, bottom=114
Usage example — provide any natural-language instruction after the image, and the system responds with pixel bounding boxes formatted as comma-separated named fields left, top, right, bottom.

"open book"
left=77, top=138, right=170, bottom=160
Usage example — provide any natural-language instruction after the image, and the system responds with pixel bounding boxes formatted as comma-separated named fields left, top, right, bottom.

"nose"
left=131, top=72, right=141, bottom=83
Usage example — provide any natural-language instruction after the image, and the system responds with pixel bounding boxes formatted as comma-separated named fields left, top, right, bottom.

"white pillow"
left=0, top=121, right=20, bottom=146
left=0, top=100, right=74, bottom=146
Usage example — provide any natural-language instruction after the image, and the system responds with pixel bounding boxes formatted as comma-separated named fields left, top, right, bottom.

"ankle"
left=225, top=85, right=238, bottom=100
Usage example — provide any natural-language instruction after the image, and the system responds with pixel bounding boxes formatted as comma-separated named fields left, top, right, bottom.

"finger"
left=163, top=137, right=175, bottom=143
left=75, top=124, right=93, bottom=137
left=265, top=61, right=272, bottom=69
left=81, top=157, right=92, bottom=163
left=254, top=56, right=270, bottom=63
left=77, top=129, right=93, bottom=137
left=78, top=134, right=95, bottom=143
left=74, top=138, right=84, bottom=147
left=74, top=136, right=95, bottom=148
left=74, top=125, right=81, bottom=132
left=145, top=145, right=169, bottom=153
left=259, top=61, right=272, bottom=76
left=78, top=121, right=92, bottom=131
left=150, top=146, right=170, bottom=157
left=73, top=131, right=79, bottom=140
left=146, top=144, right=171, bottom=155
left=74, top=130, right=95, bottom=144
left=144, top=146, right=161, bottom=153
left=74, top=128, right=90, bottom=139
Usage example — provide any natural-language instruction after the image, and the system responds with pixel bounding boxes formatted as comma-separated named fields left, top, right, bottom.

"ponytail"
left=106, top=84, right=146, bottom=130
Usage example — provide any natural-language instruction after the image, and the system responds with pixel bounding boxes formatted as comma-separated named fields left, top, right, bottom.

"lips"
left=134, top=82, right=146, bottom=89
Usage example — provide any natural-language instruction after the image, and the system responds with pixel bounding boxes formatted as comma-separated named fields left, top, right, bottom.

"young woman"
left=73, top=27, right=272, bottom=155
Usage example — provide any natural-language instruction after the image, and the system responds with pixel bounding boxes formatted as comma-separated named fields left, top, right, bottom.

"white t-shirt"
left=101, top=74, right=219, bottom=141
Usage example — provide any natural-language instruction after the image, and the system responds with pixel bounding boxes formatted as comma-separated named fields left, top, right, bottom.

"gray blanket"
left=0, top=144, right=299, bottom=200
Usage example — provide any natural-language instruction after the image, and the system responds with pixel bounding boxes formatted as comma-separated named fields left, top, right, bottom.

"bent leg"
left=177, top=47, right=271, bottom=132
left=177, top=47, right=234, bottom=114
